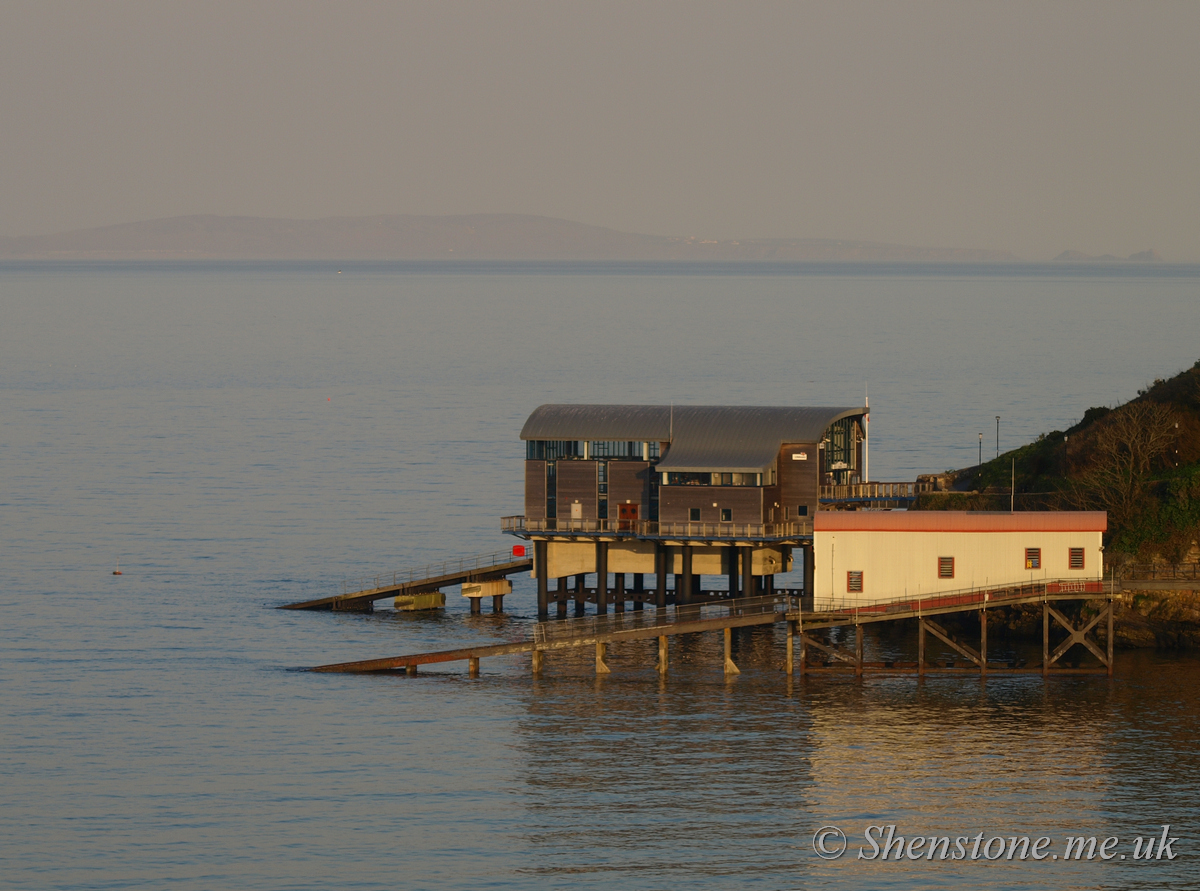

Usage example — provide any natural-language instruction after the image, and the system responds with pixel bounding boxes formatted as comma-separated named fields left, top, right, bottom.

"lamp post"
left=978, top=432, right=983, bottom=466
left=995, top=416, right=1000, bottom=459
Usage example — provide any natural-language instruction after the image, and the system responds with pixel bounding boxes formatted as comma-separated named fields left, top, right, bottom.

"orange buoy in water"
left=113, top=558, right=122, bottom=575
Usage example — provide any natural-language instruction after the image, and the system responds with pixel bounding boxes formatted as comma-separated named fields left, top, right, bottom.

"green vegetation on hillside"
left=917, top=359, right=1200, bottom=560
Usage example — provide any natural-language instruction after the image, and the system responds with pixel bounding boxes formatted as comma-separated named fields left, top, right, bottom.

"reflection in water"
left=514, top=630, right=1199, bottom=890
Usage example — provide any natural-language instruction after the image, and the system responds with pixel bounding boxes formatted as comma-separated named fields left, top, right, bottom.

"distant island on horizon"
left=0, top=213, right=1168, bottom=263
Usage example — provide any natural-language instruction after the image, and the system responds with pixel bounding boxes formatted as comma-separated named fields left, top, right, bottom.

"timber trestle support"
left=309, top=582, right=1119, bottom=680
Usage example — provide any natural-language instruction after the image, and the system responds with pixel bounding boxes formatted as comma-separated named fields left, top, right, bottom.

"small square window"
left=1069, top=548, right=1085, bottom=570
left=720, top=508, right=732, bottom=522
left=1025, top=547, right=1041, bottom=570
left=797, top=504, right=808, bottom=516
left=847, top=571, right=864, bottom=593
left=938, top=557, right=955, bottom=579
left=689, top=508, right=701, bottom=522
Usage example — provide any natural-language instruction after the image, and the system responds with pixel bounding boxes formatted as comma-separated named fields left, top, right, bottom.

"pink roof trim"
left=814, top=511, right=1107, bottom=533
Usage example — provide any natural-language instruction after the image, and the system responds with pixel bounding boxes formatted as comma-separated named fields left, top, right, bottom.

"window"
left=847, top=571, right=864, bottom=593
left=797, top=505, right=808, bottom=516
left=546, top=462, right=557, bottom=519
left=689, top=508, right=701, bottom=522
left=527, top=440, right=583, bottom=461
left=938, top=557, right=955, bottom=579
left=720, top=508, right=732, bottom=522
left=663, top=472, right=760, bottom=487
left=1069, top=548, right=1085, bottom=570
left=1025, top=548, right=1041, bottom=570
left=597, top=461, right=608, bottom=520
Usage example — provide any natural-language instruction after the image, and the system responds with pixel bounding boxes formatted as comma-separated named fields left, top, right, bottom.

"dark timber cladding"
left=510, top=403, right=867, bottom=617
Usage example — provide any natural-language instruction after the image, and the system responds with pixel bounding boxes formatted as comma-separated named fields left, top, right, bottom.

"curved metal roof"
left=521, top=404, right=865, bottom=473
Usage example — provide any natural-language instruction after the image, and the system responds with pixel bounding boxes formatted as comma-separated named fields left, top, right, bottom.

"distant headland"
left=0, top=213, right=1025, bottom=262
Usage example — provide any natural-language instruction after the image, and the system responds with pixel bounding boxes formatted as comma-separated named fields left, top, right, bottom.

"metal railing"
left=339, top=549, right=528, bottom=598
left=820, top=481, right=916, bottom=500
left=533, top=593, right=798, bottom=646
left=806, top=578, right=1108, bottom=621
left=1115, top=563, right=1200, bottom=581
left=502, top=516, right=813, bottom=540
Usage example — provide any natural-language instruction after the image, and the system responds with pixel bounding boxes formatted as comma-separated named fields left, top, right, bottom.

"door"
left=618, top=502, right=639, bottom=531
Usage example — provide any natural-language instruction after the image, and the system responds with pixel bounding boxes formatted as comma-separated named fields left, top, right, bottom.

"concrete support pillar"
left=766, top=573, right=774, bottom=596
left=493, top=595, right=505, bottom=614
left=535, top=541, right=549, bottom=618
left=556, top=577, right=568, bottom=617
left=727, top=549, right=739, bottom=599
left=406, top=664, right=418, bottom=676
left=531, top=649, right=544, bottom=675
left=741, top=545, right=754, bottom=602
left=614, top=573, right=625, bottom=613
left=674, top=574, right=682, bottom=603
left=657, top=635, right=668, bottom=673
left=596, top=541, right=609, bottom=615
left=468, top=656, right=479, bottom=677
left=803, top=543, right=815, bottom=605
left=574, top=574, right=586, bottom=616
left=633, top=573, right=644, bottom=611
left=469, top=597, right=481, bottom=615
left=656, top=546, right=668, bottom=608
left=723, top=627, right=740, bottom=675
left=680, top=546, right=693, bottom=606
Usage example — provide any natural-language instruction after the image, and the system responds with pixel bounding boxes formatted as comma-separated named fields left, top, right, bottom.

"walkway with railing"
left=819, top=481, right=917, bottom=502
left=502, top=516, right=812, bottom=540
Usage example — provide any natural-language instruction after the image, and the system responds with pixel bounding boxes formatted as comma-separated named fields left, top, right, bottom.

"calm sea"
left=1, top=260, right=1197, bottom=890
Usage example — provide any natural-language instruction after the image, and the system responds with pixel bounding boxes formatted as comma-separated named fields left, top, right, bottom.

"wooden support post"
left=798, top=613, right=806, bottom=676
left=406, top=664, right=418, bottom=676
left=786, top=620, right=794, bottom=675
left=595, top=641, right=611, bottom=675
left=596, top=541, right=609, bottom=615
left=535, top=540, right=549, bottom=618
left=980, top=609, right=988, bottom=677
left=1107, top=598, right=1115, bottom=677
left=918, top=618, right=926, bottom=677
left=657, top=635, right=668, bottom=673
left=656, top=546, right=668, bottom=609
left=723, top=627, right=740, bottom=675
left=574, top=574, right=586, bottom=616
left=855, top=624, right=864, bottom=676
left=681, top=546, right=693, bottom=606
left=531, top=649, right=544, bottom=675
left=468, top=656, right=479, bottom=678
left=1042, top=601, right=1049, bottom=676
left=614, top=573, right=625, bottom=613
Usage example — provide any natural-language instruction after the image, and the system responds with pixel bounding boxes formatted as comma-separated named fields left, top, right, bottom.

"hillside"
left=917, top=359, right=1200, bottom=561
left=0, top=213, right=1022, bottom=262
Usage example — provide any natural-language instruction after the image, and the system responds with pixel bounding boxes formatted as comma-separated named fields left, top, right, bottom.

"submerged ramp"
left=281, top=549, right=532, bottom=611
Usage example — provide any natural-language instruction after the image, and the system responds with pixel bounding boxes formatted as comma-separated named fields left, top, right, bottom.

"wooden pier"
left=309, top=580, right=1118, bottom=678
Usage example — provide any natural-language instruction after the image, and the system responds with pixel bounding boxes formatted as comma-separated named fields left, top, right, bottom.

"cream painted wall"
left=813, top=530, right=1103, bottom=607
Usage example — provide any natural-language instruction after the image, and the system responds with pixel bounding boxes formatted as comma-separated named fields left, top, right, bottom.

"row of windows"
left=663, top=471, right=762, bottom=487
left=689, top=508, right=734, bottom=522
left=846, top=548, right=1088, bottom=592
left=526, top=440, right=661, bottom=461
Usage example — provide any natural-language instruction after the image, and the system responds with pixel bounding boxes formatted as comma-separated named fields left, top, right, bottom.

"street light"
left=995, top=416, right=1000, bottom=459
left=978, top=432, right=983, bottom=466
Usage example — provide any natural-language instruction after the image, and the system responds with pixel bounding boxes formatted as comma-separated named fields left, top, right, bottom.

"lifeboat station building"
left=813, top=510, right=1107, bottom=610
left=503, top=403, right=869, bottom=617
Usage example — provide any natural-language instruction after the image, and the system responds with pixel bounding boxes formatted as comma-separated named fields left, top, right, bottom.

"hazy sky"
left=3, top=1, right=1198, bottom=259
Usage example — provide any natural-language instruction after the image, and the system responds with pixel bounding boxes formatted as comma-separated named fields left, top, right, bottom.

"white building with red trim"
left=813, top=511, right=1107, bottom=608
